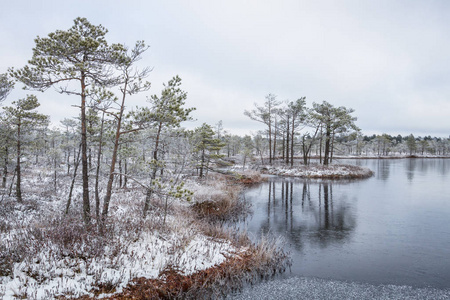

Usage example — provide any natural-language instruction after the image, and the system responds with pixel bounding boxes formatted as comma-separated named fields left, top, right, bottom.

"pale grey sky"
left=1, top=0, right=450, bottom=137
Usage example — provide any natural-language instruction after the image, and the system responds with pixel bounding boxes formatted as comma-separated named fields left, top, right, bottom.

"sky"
left=1, top=0, right=450, bottom=137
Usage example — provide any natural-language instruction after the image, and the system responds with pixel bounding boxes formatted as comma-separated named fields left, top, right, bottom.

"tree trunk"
left=95, top=111, right=105, bottom=219
left=66, top=143, right=81, bottom=215
left=8, top=168, right=16, bottom=197
left=330, top=131, right=335, bottom=164
left=286, top=116, right=290, bottom=165
left=123, top=158, right=128, bottom=188
left=268, top=124, right=272, bottom=164
left=319, top=126, right=323, bottom=164
left=273, top=117, right=277, bottom=162
left=15, top=122, right=22, bottom=202
left=80, top=74, right=91, bottom=225
left=143, top=122, right=162, bottom=217
left=199, top=148, right=205, bottom=178
left=323, top=125, right=331, bottom=165
left=102, top=87, right=126, bottom=226
left=2, top=145, right=8, bottom=189
left=66, top=148, right=71, bottom=176
left=143, top=188, right=152, bottom=218
left=88, top=148, right=92, bottom=170
left=302, top=137, right=309, bottom=165
left=53, top=138, right=57, bottom=192
left=290, top=118, right=295, bottom=168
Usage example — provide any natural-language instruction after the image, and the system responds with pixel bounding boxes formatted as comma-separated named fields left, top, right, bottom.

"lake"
left=237, top=158, right=450, bottom=289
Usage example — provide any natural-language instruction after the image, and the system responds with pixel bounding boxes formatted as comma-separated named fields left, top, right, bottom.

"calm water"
left=238, top=159, right=450, bottom=288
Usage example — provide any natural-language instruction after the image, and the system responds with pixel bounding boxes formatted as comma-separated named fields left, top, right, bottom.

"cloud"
left=1, top=0, right=450, bottom=137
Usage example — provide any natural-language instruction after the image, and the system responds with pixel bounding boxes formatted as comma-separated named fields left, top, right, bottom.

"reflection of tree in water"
left=309, top=182, right=356, bottom=248
left=406, top=159, right=416, bottom=181
left=438, top=159, right=450, bottom=176
left=406, top=158, right=450, bottom=180
left=260, top=180, right=356, bottom=251
left=377, top=160, right=390, bottom=180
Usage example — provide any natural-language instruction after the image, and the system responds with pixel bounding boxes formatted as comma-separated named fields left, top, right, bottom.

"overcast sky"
left=1, top=0, right=450, bottom=137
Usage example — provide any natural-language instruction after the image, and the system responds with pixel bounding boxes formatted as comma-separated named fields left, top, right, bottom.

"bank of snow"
left=0, top=207, right=236, bottom=299
left=262, top=164, right=374, bottom=179
left=0, top=178, right=237, bottom=299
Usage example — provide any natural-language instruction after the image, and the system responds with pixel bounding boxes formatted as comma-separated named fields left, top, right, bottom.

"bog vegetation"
left=0, top=17, right=448, bottom=299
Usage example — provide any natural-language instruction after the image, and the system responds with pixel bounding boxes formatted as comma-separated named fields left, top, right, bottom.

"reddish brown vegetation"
left=100, top=246, right=288, bottom=300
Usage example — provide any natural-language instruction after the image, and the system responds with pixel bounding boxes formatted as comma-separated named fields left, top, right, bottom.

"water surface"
left=238, top=159, right=450, bottom=288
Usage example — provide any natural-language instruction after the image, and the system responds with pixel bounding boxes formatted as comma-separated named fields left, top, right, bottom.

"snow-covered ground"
left=1, top=225, right=235, bottom=299
left=0, top=174, right=243, bottom=299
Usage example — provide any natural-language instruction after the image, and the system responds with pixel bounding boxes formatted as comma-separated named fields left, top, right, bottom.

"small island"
left=261, top=163, right=374, bottom=179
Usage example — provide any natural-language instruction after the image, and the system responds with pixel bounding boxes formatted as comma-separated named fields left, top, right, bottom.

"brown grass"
left=191, top=176, right=250, bottom=223
left=101, top=238, right=290, bottom=300
left=233, top=170, right=267, bottom=184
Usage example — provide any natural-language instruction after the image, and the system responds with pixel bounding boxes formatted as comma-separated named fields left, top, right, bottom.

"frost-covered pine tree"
left=11, top=17, right=123, bottom=224
left=2, top=95, right=48, bottom=202
left=192, top=123, right=226, bottom=178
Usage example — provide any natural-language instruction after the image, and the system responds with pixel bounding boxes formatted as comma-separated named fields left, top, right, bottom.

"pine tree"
left=0, top=73, right=14, bottom=103
left=311, top=101, right=359, bottom=165
left=11, top=17, right=123, bottom=224
left=2, top=95, right=48, bottom=202
left=193, top=123, right=226, bottom=178
left=134, top=76, right=194, bottom=216
left=406, top=134, right=417, bottom=155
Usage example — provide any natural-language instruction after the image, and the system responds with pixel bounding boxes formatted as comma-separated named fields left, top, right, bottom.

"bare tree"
left=244, top=94, right=281, bottom=164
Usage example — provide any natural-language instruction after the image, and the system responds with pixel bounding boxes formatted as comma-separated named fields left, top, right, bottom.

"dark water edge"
left=233, top=158, right=450, bottom=294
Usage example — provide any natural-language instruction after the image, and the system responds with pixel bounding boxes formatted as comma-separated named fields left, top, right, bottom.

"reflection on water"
left=239, top=159, right=450, bottom=288
left=407, top=159, right=416, bottom=181
left=262, top=181, right=356, bottom=250
left=377, top=160, right=391, bottom=180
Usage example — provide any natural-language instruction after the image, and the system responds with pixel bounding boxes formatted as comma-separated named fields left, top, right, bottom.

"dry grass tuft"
left=233, top=170, right=266, bottom=184
left=191, top=177, right=249, bottom=223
